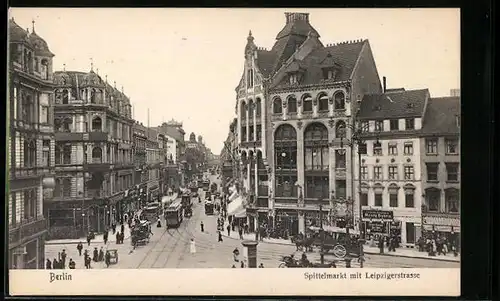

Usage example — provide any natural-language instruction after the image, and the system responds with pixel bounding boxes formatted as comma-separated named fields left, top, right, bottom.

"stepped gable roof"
left=358, top=89, right=429, bottom=120
left=422, top=96, right=460, bottom=135
left=29, top=31, right=54, bottom=57
left=272, top=40, right=366, bottom=88
left=9, top=19, right=32, bottom=45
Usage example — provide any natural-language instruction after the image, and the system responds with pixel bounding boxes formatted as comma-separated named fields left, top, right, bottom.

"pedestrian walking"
left=112, top=223, right=116, bottom=234
left=93, top=247, right=99, bottom=262
left=121, top=224, right=125, bottom=235
left=46, top=259, right=52, bottom=269
left=77, top=242, right=83, bottom=256
left=238, top=227, right=243, bottom=240
left=105, top=251, right=111, bottom=268
left=200, top=221, right=204, bottom=232
left=218, top=230, right=223, bottom=242
left=99, top=247, right=105, bottom=262
left=85, top=256, right=92, bottom=269
left=227, top=224, right=231, bottom=237
left=240, top=261, right=245, bottom=268
left=52, top=258, right=58, bottom=269
left=259, top=263, right=264, bottom=268
left=116, top=232, right=120, bottom=244
left=60, top=249, right=67, bottom=268
left=190, top=238, right=197, bottom=254
left=103, top=231, right=109, bottom=245
left=86, top=233, right=92, bottom=246
left=233, top=248, right=240, bottom=262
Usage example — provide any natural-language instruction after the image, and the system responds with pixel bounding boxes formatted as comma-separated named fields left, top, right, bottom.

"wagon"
left=108, top=249, right=119, bottom=264
left=307, top=226, right=363, bottom=259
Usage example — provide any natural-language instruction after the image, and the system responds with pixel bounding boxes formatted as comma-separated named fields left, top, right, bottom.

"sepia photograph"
left=7, top=7, right=460, bottom=296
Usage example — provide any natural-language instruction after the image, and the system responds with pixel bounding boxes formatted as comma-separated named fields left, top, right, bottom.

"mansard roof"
left=421, top=96, right=460, bottom=135
left=358, top=89, right=429, bottom=120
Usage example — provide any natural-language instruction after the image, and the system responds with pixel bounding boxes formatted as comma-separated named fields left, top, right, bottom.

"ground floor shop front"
left=45, top=191, right=132, bottom=240
left=361, top=209, right=422, bottom=247
left=9, top=230, right=46, bottom=269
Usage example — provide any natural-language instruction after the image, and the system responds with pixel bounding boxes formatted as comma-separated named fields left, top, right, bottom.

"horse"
left=292, top=236, right=315, bottom=252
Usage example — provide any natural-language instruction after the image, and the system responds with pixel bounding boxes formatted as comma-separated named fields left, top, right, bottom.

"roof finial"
left=247, top=30, right=254, bottom=43
left=32, top=19, right=35, bottom=33
left=114, top=81, right=116, bottom=88
left=96, top=68, right=99, bottom=75
left=63, top=63, right=66, bottom=71
left=26, top=28, right=30, bottom=34
left=90, top=58, right=94, bottom=71
left=105, top=75, right=108, bottom=83
left=121, top=85, right=124, bottom=94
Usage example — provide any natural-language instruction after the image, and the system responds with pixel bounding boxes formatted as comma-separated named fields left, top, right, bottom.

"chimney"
left=383, top=76, right=387, bottom=93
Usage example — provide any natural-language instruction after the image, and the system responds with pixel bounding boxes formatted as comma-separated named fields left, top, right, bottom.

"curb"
left=363, top=250, right=461, bottom=263
left=46, top=234, right=132, bottom=246
left=221, top=234, right=460, bottom=263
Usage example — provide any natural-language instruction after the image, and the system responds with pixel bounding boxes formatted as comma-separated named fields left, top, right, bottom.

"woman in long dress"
left=190, top=239, right=196, bottom=254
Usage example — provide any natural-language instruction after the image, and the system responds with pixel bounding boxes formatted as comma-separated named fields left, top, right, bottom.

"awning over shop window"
left=228, top=190, right=238, bottom=202
left=228, top=196, right=244, bottom=216
left=235, top=207, right=247, bottom=218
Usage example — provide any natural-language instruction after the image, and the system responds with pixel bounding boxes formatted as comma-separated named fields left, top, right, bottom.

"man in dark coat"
left=93, top=247, right=99, bottom=262
left=60, top=249, right=67, bottom=268
left=86, top=233, right=92, bottom=246
left=46, top=259, right=52, bottom=269
left=200, top=221, right=204, bottom=232
left=77, top=242, right=83, bottom=256
left=227, top=224, right=231, bottom=237
left=103, top=231, right=109, bottom=245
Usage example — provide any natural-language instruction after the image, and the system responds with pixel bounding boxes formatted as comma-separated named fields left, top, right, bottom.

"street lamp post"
left=319, top=201, right=325, bottom=265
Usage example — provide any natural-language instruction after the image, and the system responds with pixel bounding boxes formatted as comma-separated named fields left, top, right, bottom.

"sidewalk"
left=221, top=230, right=460, bottom=263
left=46, top=210, right=144, bottom=245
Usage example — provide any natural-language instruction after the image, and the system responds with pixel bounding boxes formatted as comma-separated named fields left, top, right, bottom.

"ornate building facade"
left=46, top=67, right=135, bottom=239
left=235, top=12, right=382, bottom=235
left=8, top=19, right=56, bottom=269
left=155, top=119, right=186, bottom=187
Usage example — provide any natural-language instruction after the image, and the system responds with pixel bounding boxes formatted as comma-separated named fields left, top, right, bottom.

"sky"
left=9, top=8, right=460, bottom=154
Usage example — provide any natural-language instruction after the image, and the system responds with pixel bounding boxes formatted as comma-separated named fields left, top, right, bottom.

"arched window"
left=304, top=122, right=329, bottom=171
left=274, top=124, right=297, bottom=197
left=92, top=147, right=103, bottom=163
left=63, top=178, right=72, bottom=197
left=23, top=139, right=36, bottom=167
left=62, top=89, right=69, bottom=104
left=63, top=117, right=72, bottom=133
left=302, top=94, right=313, bottom=112
left=41, top=59, right=49, bottom=80
left=248, top=99, right=254, bottom=118
left=273, top=97, right=283, bottom=114
left=335, top=120, right=346, bottom=138
left=92, top=116, right=102, bottom=132
left=256, top=98, right=262, bottom=117
left=287, top=95, right=297, bottom=113
left=21, top=93, right=31, bottom=123
left=90, top=89, right=96, bottom=103
left=240, top=101, right=247, bottom=119
left=334, top=92, right=345, bottom=110
left=317, top=92, right=329, bottom=112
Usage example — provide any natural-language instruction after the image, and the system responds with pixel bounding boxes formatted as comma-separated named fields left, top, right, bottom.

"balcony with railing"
left=11, top=166, right=54, bottom=180
left=84, top=158, right=111, bottom=172
left=9, top=217, right=48, bottom=248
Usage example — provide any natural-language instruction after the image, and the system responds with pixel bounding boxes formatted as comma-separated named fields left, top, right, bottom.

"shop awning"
left=228, top=190, right=238, bottom=202
left=235, top=207, right=247, bottom=218
left=227, top=196, right=244, bottom=216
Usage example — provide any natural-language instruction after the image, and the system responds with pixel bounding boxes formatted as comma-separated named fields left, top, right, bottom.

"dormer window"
left=322, top=68, right=336, bottom=80
left=289, top=73, right=299, bottom=85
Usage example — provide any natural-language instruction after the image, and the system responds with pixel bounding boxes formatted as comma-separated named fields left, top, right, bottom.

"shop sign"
left=362, top=210, right=393, bottom=221
left=367, top=222, right=385, bottom=233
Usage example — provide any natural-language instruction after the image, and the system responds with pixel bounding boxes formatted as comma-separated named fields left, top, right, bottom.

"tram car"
left=204, top=201, right=215, bottom=215
left=181, top=193, right=193, bottom=217
left=164, top=199, right=184, bottom=228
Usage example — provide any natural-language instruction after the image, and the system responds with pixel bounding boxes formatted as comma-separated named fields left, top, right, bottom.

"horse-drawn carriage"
left=107, top=249, right=119, bottom=264
left=291, top=226, right=363, bottom=259
left=131, top=220, right=152, bottom=246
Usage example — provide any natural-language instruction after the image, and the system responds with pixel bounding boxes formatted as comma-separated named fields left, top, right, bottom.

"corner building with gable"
left=235, top=12, right=382, bottom=235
